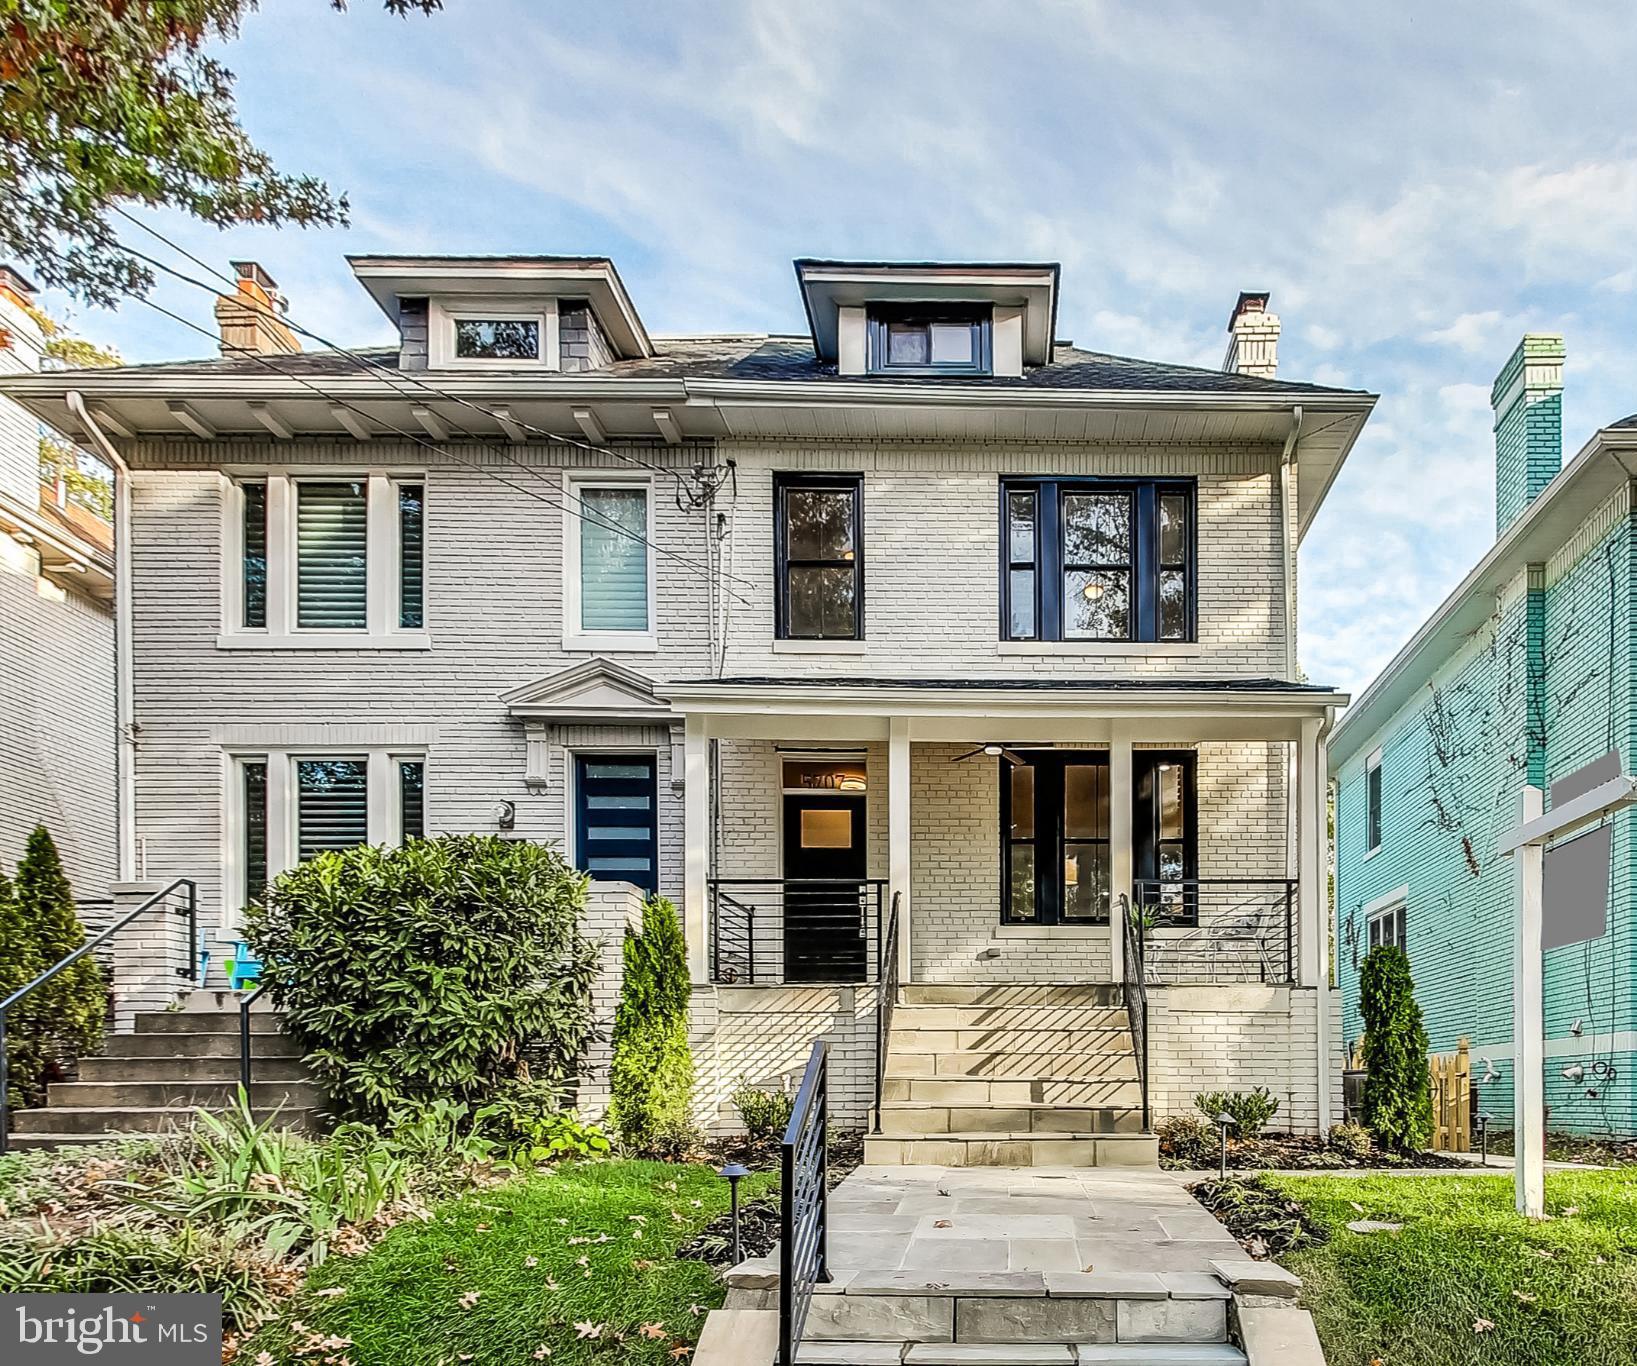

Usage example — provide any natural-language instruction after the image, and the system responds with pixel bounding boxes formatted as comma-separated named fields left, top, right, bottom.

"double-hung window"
left=775, top=473, right=863, bottom=641
left=232, top=751, right=426, bottom=911
left=1365, top=750, right=1383, bottom=854
left=1368, top=899, right=1406, bottom=954
left=228, top=472, right=426, bottom=646
left=1001, top=480, right=1195, bottom=643
left=563, top=473, right=655, bottom=650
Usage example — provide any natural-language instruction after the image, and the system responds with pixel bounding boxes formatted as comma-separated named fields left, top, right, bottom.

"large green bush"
left=244, top=835, right=598, bottom=1123
left=609, top=896, right=695, bottom=1154
left=1359, top=945, right=1433, bottom=1150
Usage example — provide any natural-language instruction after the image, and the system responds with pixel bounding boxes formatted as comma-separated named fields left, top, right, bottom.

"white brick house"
left=0, top=259, right=1375, bottom=1154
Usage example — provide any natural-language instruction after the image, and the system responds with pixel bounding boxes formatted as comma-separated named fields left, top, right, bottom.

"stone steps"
left=863, top=1134, right=1158, bottom=1167
left=878, top=1103, right=1146, bottom=1137
left=802, top=1348, right=1247, bottom=1364
left=133, top=1010, right=284, bottom=1035
left=900, top=985, right=1124, bottom=1007
left=10, top=1103, right=317, bottom=1138
left=883, top=1078, right=1142, bottom=1106
left=44, top=1080, right=323, bottom=1110
left=110, top=1031, right=302, bottom=1059
left=891, top=1006, right=1132, bottom=1031
left=890, top=1029, right=1134, bottom=1055
left=79, top=1053, right=310, bottom=1082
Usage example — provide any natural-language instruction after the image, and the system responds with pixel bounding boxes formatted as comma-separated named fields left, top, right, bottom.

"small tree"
left=1359, top=945, right=1432, bottom=1150
left=610, top=897, right=695, bottom=1154
left=10, top=827, right=106, bottom=1103
left=0, top=870, right=47, bottom=1102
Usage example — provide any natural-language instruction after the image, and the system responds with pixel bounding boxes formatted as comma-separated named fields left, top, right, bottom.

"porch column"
left=1297, top=717, right=1325, bottom=988
left=889, top=716, right=912, bottom=983
left=1108, top=725, right=1133, bottom=982
left=683, top=715, right=710, bottom=984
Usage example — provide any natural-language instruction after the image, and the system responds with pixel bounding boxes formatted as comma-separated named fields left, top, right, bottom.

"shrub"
left=1326, top=1122, right=1374, bottom=1161
left=475, top=1079, right=612, bottom=1163
left=1194, top=1087, right=1281, bottom=1139
left=732, top=1081, right=796, bottom=1143
left=610, top=896, right=696, bottom=1155
left=1359, top=945, right=1432, bottom=1149
left=1156, top=1114, right=1217, bottom=1167
left=0, top=869, right=45, bottom=1102
left=5, top=828, right=105, bottom=1104
left=244, top=834, right=598, bottom=1123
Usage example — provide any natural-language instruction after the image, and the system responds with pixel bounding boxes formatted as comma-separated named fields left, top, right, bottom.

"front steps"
left=7, top=1007, right=318, bottom=1149
left=866, top=985, right=1157, bottom=1168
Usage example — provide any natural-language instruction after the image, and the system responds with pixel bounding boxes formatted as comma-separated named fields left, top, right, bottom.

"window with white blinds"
left=565, top=476, right=655, bottom=647
left=296, top=482, right=369, bottom=629
left=296, top=758, right=370, bottom=859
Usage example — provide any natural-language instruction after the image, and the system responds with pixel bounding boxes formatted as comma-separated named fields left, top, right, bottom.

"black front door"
left=782, top=793, right=867, bottom=982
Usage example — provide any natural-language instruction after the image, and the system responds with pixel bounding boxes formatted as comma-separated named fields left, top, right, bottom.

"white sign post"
left=1496, top=771, right=1637, bottom=1219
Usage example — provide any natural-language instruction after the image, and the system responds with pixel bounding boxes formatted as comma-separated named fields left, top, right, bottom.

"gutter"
left=65, top=391, right=136, bottom=883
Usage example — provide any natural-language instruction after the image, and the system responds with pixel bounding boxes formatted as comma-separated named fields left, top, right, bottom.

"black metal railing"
left=1130, top=878, right=1297, bottom=984
left=779, top=1039, right=831, bottom=1365
left=1118, top=895, right=1151, bottom=1132
left=709, top=879, right=887, bottom=985
left=0, top=878, right=197, bottom=1155
left=239, top=980, right=272, bottom=1092
left=873, top=892, right=901, bottom=1132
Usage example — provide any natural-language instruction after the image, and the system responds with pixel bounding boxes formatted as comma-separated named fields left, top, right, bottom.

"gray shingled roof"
left=45, top=336, right=1364, bottom=396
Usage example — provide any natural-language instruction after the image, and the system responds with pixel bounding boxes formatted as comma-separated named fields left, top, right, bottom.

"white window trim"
left=561, top=469, right=659, bottom=652
left=563, top=743, right=663, bottom=888
left=430, top=297, right=559, bottom=370
left=1365, top=886, right=1408, bottom=954
left=220, top=468, right=431, bottom=649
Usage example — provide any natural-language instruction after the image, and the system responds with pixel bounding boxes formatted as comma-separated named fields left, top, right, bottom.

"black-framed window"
left=1001, top=750, right=1196, bottom=925
left=399, top=759, right=425, bottom=843
left=1365, top=752, right=1383, bottom=853
left=241, top=481, right=267, bottom=629
left=867, top=305, right=992, bottom=376
left=242, top=759, right=267, bottom=906
left=775, top=473, right=863, bottom=640
left=454, top=318, right=539, bottom=361
left=1001, top=479, right=1196, bottom=642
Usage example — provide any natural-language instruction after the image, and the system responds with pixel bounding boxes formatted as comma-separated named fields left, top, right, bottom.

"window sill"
left=563, top=633, right=659, bottom=654
left=994, top=923, right=1111, bottom=939
left=772, top=638, right=868, bottom=655
left=216, top=632, right=432, bottom=651
left=1363, top=844, right=1383, bottom=862
left=996, top=640, right=1201, bottom=657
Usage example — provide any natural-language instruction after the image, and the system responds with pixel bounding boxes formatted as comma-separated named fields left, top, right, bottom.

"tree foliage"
left=30, top=300, right=121, bottom=518
left=243, top=834, right=598, bottom=1125
left=1359, top=944, right=1433, bottom=1150
left=0, top=0, right=441, bottom=305
left=6, top=827, right=107, bottom=1105
left=610, top=897, right=695, bottom=1155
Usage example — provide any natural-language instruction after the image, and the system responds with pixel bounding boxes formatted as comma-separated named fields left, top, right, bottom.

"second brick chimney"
left=1222, top=290, right=1280, bottom=380
left=214, top=261, right=300, bottom=357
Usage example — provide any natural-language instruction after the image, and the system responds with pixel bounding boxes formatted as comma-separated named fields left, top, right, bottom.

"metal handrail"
left=873, top=892, right=900, bottom=1133
left=712, top=890, right=757, bottom=984
left=1118, top=894, right=1151, bottom=1133
left=0, top=877, right=197, bottom=1155
left=239, top=980, right=272, bottom=1092
left=779, top=1039, right=831, bottom=1365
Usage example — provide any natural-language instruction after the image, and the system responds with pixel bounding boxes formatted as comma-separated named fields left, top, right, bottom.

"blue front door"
left=575, top=755, right=658, bottom=893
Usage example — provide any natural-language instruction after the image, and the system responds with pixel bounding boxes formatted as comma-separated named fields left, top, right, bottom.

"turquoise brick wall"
left=1493, top=335, right=1566, bottom=537
left=1335, top=497, right=1637, bottom=1137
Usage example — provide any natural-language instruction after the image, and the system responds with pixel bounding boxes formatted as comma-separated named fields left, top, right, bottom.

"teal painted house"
left=1331, top=335, right=1637, bottom=1137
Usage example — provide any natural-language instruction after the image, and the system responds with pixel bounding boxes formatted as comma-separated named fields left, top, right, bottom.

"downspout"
left=65, top=391, right=136, bottom=883
left=1280, top=404, right=1303, bottom=683
left=1315, top=704, right=1337, bottom=1132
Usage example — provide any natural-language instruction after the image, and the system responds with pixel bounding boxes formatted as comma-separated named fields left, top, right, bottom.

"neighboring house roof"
left=36, top=491, right=114, bottom=556
left=680, top=675, right=1338, bottom=692
left=1329, top=421, right=1637, bottom=771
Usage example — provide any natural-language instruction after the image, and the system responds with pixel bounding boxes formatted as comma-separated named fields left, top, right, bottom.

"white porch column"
left=683, top=715, right=710, bottom=984
left=1513, top=784, right=1546, bottom=1218
left=1297, top=717, right=1325, bottom=988
left=889, top=716, right=912, bottom=983
left=1108, top=724, right=1133, bottom=982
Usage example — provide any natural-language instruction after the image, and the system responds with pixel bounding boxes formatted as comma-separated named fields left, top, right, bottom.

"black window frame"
left=1000, top=478, right=1197, bottom=643
left=1133, top=750, right=1200, bottom=927
left=866, top=303, right=993, bottom=376
left=1365, top=752, right=1383, bottom=853
left=774, top=472, right=865, bottom=641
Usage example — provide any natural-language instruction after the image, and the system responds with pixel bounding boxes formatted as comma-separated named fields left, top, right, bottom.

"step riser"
left=110, top=1033, right=302, bottom=1059
left=12, top=1106, right=319, bottom=1136
left=45, top=1081, right=323, bottom=1109
left=862, top=1135, right=1159, bottom=1168
left=900, top=984, right=1124, bottom=1007
left=891, top=1030, right=1134, bottom=1054
left=133, top=1012, right=285, bottom=1035
left=878, top=1107, right=1145, bottom=1136
left=805, top=1291, right=1226, bottom=1345
left=887, top=1053, right=1141, bottom=1082
left=78, top=1055, right=310, bottom=1083
left=889, top=1006, right=1130, bottom=1031
left=883, top=1078, right=1143, bottom=1106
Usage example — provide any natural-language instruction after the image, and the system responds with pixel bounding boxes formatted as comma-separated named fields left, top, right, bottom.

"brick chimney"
left=1491, top=334, right=1565, bottom=538
left=1222, top=290, right=1279, bottom=379
left=214, top=261, right=300, bottom=357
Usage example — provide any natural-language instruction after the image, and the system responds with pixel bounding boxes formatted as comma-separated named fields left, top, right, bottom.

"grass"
left=248, top=1159, right=778, bottom=1366
left=1268, top=1169, right=1637, bottom=1366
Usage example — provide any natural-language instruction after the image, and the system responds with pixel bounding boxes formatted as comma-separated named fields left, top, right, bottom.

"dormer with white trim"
left=348, top=255, right=654, bottom=374
left=794, top=259, right=1059, bottom=379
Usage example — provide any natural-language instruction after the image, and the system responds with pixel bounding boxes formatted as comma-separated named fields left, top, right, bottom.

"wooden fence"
left=1429, top=1038, right=1472, bottom=1153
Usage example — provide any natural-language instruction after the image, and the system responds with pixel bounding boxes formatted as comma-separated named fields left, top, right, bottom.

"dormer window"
left=454, top=317, right=540, bottom=362
left=867, top=305, right=991, bottom=376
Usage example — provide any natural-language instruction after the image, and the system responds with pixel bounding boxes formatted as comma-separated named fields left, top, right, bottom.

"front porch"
left=671, top=677, right=1344, bottom=1144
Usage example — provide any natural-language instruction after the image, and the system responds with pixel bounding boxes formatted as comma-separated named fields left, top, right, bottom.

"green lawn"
left=1270, top=1170, right=1637, bottom=1366
left=248, top=1159, right=778, bottom=1366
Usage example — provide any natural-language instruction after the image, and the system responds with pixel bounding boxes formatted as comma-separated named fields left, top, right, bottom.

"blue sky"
left=45, top=2, right=1637, bottom=697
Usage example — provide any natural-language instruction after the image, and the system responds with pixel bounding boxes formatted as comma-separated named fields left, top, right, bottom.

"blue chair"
left=221, top=941, right=262, bottom=991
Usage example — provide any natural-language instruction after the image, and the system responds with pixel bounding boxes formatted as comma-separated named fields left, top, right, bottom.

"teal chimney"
left=1491, top=334, right=1565, bottom=538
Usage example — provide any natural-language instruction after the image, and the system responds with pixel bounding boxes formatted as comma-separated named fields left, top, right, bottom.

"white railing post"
left=1109, top=725, right=1134, bottom=982
left=889, top=717, right=912, bottom=984
left=683, top=715, right=711, bottom=984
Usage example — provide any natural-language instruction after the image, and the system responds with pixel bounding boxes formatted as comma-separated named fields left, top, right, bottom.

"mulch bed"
left=700, top=1129, right=866, bottom=1186
left=1164, top=1133, right=1472, bottom=1172
left=1487, top=1130, right=1637, bottom=1167
left=676, top=1195, right=782, bottom=1267
left=1190, top=1175, right=1331, bottom=1258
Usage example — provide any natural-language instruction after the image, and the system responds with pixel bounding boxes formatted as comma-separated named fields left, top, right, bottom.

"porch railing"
left=779, top=1039, right=831, bottom=1365
left=873, top=892, right=901, bottom=1132
left=1117, top=895, right=1151, bottom=1132
left=709, top=879, right=887, bottom=985
left=1130, top=877, right=1296, bottom=985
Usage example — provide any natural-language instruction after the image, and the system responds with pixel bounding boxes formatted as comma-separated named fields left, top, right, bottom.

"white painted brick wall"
left=576, top=880, right=645, bottom=1122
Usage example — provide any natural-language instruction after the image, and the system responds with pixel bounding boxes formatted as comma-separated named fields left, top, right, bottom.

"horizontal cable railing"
left=779, top=1039, right=831, bottom=1365
left=0, top=878, right=198, bottom=1155
left=1130, top=877, right=1296, bottom=985
left=708, top=879, right=886, bottom=985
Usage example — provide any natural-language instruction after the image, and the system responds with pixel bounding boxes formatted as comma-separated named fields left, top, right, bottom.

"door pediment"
left=500, top=658, right=674, bottom=725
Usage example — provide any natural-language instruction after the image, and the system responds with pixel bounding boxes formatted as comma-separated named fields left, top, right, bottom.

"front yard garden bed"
left=1198, top=1169, right=1637, bottom=1366
left=1163, top=1132, right=1473, bottom=1172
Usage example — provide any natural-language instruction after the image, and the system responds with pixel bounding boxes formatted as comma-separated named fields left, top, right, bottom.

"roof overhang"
left=1330, top=424, right=1637, bottom=771
left=794, top=260, right=1060, bottom=365
left=0, top=488, right=114, bottom=600
left=347, top=255, right=654, bottom=359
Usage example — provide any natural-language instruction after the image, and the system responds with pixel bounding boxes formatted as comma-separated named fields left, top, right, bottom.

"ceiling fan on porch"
left=950, top=742, right=1036, bottom=765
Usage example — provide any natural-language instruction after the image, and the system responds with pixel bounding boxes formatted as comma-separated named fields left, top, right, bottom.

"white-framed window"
left=562, top=470, right=657, bottom=651
left=429, top=298, right=559, bottom=369
left=226, top=749, right=427, bottom=916
left=1367, top=897, right=1406, bottom=955
left=1364, top=747, right=1383, bottom=854
left=222, top=469, right=428, bottom=648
